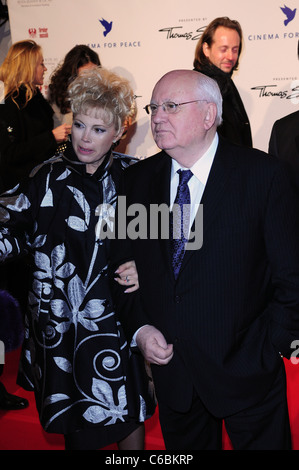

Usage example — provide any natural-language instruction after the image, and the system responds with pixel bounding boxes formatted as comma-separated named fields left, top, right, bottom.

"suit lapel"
left=149, top=151, right=171, bottom=206
left=148, top=152, right=175, bottom=280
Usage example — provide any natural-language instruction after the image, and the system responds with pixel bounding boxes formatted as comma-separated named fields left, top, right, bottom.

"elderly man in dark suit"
left=113, top=70, right=299, bottom=450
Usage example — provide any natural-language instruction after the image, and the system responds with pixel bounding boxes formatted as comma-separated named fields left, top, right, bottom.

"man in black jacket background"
left=193, top=17, right=252, bottom=148
left=268, top=41, right=299, bottom=190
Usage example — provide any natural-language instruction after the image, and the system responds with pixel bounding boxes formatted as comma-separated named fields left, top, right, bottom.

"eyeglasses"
left=144, top=100, right=207, bottom=115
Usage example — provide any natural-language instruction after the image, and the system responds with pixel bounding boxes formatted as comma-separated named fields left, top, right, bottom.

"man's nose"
left=225, top=49, right=234, bottom=61
left=152, top=105, right=167, bottom=122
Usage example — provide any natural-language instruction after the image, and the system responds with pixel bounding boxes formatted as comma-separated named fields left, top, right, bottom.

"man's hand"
left=136, top=325, right=174, bottom=365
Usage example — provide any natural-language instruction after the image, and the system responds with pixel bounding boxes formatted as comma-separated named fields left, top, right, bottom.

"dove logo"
left=280, top=5, right=297, bottom=26
left=99, top=18, right=113, bottom=37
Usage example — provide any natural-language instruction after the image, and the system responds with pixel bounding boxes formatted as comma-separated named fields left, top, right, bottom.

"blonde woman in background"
left=0, top=39, right=70, bottom=191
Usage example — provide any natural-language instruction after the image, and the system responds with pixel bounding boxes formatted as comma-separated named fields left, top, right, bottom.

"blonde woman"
left=0, top=67, right=155, bottom=450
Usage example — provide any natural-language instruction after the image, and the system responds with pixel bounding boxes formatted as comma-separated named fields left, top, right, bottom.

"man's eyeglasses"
left=144, top=100, right=207, bottom=116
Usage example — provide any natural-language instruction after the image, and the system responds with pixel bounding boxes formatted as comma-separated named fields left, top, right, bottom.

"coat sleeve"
left=0, top=179, right=37, bottom=262
left=265, top=162, right=299, bottom=358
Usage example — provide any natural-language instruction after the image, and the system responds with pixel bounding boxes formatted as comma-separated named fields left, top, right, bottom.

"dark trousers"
left=158, top=365, right=292, bottom=450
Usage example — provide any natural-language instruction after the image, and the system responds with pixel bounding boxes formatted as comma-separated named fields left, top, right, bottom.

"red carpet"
left=1, top=349, right=299, bottom=450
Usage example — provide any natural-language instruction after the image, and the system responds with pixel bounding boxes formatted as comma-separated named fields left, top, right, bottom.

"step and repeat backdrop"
left=6, top=0, right=299, bottom=158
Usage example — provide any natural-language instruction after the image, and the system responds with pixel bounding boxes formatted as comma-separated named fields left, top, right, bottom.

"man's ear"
left=203, top=102, right=217, bottom=130
left=202, top=42, right=210, bottom=59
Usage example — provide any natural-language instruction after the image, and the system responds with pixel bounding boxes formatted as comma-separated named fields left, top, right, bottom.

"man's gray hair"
left=195, top=71, right=223, bottom=127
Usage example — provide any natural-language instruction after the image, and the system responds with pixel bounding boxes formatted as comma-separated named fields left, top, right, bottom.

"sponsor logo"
left=99, top=18, right=113, bottom=37
left=248, top=5, right=298, bottom=42
left=280, top=5, right=297, bottom=26
left=251, top=83, right=299, bottom=103
left=88, top=41, right=141, bottom=49
left=158, top=25, right=206, bottom=41
left=88, top=18, right=141, bottom=49
left=28, top=28, right=36, bottom=38
left=28, top=27, right=48, bottom=38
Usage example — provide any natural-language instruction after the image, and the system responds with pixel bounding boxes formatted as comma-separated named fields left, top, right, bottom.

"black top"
left=0, top=86, right=58, bottom=191
left=195, top=63, right=252, bottom=147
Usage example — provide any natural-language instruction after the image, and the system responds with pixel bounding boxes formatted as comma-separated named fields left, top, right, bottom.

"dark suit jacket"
left=269, top=110, right=299, bottom=187
left=113, top=137, right=299, bottom=419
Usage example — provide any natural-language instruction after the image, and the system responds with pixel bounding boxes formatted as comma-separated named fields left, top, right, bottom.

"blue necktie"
left=171, top=169, right=193, bottom=279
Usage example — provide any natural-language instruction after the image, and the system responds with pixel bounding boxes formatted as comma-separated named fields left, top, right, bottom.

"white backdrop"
left=6, top=0, right=299, bottom=158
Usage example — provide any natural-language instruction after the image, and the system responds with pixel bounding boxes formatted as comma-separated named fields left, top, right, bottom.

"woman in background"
left=0, top=39, right=70, bottom=191
left=48, top=44, right=101, bottom=127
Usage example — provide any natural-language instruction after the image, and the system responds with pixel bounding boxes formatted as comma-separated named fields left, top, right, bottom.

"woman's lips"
left=78, top=146, right=93, bottom=154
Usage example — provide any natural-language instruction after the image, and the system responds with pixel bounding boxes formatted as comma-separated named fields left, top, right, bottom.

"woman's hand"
left=52, top=123, right=71, bottom=143
left=114, top=260, right=139, bottom=293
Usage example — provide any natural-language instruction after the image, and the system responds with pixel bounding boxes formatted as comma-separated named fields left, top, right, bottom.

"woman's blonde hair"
left=0, top=40, right=42, bottom=107
left=68, top=67, right=136, bottom=133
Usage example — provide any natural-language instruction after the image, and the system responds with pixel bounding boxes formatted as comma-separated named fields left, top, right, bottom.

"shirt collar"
left=171, top=133, right=218, bottom=186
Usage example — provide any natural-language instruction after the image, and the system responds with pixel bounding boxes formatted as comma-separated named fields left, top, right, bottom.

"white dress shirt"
left=170, top=133, right=218, bottom=233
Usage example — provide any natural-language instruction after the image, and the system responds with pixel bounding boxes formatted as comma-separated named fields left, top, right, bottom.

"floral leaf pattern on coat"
left=83, top=380, right=128, bottom=425
left=0, top=153, right=153, bottom=435
left=53, top=357, right=73, bottom=373
left=66, top=186, right=90, bottom=231
left=41, top=188, right=53, bottom=207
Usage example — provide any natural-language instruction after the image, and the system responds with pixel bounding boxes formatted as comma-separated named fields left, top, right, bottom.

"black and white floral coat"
left=0, top=143, right=154, bottom=434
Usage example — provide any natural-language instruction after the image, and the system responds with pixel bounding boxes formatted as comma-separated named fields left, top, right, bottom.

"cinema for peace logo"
left=280, top=5, right=297, bottom=26
left=88, top=16, right=141, bottom=50
left=99, top=18, right=113, bottom=36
